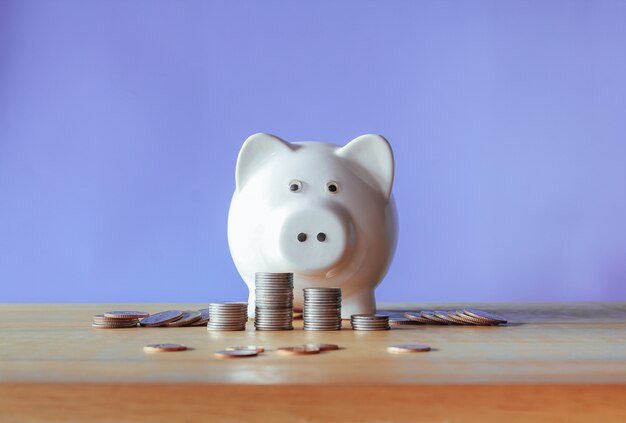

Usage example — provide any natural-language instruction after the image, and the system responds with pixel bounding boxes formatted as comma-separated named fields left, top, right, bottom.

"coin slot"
left=288, top=180, right=303, bottom=192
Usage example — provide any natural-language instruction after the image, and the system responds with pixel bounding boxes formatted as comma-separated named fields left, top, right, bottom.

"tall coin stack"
left=350, top=314, right=391, bottom=331
left=303, top=287, right=342, bottom=331
left=254, top=272, right=294, bottom=331
left=206, top=302, right=248, bottom=331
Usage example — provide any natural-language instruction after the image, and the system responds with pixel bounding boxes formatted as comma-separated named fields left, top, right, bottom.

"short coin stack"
left=350, top=314, right=390, bottom=331
left=206, top=302, right=248, bottom=331
left=254, top=272, right=294, bottom=331
left=303, top=287, right=342, bottom=331
left=92, top=311, right=146, bottom=329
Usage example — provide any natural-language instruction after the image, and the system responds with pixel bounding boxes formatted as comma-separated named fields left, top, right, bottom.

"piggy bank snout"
left=278, top=206, right=352, bottom=275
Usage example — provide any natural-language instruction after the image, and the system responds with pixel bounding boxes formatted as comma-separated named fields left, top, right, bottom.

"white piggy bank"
left=227, top=133, right=397, bottom=318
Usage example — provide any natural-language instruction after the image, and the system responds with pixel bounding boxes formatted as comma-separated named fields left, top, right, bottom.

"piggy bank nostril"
left=297, top=232, right=307, bottom=242
left=317, top=232, right=327, bottom=242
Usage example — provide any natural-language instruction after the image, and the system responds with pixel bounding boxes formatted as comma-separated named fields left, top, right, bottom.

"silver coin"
left=139, top=310, right=183, bottom=327
left=444, top=312, right=475, bottom=325
left=433, top=310, right=462, bottom=325
left=452, top=311, right=490, bottom=325
left=403, top=312, right=431, bottom=324
left=351, top=327, right=391, bottom=331
left=351, top=314, right=389, bottom=320
left=463, top=309, right=507, bottom=324
left=420, top=311, right=450, bottom=324
left=167, top=310, right=203, bottom=327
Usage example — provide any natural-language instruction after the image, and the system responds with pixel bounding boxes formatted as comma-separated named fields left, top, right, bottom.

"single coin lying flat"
left=214, top=350, right=258, bottom=359
left=143, top=343, right=187, bottom=353
left=276, top=346, right=321, bottom=356
left=225, top=345, right=265, bottom=353
left=303, top=343, right=339, bottom=352
left=387, top=344, right=431, bottom=354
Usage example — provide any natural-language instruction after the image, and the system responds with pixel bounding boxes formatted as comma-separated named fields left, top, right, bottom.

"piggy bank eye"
left=326, top=181, right=339, bottom=194
left=288, top=180, right=303, bottom=193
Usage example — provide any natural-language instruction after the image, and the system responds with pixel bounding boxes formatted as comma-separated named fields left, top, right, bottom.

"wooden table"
left=1, top=302, right=625, bottom=422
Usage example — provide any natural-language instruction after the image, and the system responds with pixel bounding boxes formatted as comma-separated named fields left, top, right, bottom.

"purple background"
left=1, top=1, right=625, bottom=304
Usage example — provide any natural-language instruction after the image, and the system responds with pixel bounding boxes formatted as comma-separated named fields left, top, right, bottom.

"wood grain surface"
left=1, top=302, right=625, bottom=422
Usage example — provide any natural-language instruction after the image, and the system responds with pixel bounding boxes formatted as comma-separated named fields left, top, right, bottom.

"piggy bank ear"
left=337, top=134, right=394, bottom=201
left=236, top=133, right=294, bottom=192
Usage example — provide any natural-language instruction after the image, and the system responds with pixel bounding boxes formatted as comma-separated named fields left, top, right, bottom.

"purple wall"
left=1, top=0, right=625, bottom=303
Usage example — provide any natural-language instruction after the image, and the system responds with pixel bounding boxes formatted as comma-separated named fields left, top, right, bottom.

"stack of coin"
left=350, top=314, right=390, bottom=331
left=303, top=287, right=342, bottom=331
left=92, top=311, right=148, bottom=329
left=206, top=302, right=248, bottom=331
left=254, top=272, right=294, bottom=331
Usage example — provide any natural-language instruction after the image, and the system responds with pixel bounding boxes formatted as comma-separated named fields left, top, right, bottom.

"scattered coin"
left=387, top=344, right=431, bottom=354
left=276, top=346, right=321, bottom=356
left=304, top=343, right=339, bottom=351
left=225, top=345, right=265, bottom=353
left=214, top=349, right=258, bottom=359
left=190, top=308, right=210, bottom=326
left=143, top=343, right=187, bottom=353
left=139, top=310, right=183, bottom=327
left=104, top=311, right=149, bottom=319
left=167, top=310, right=202, bottom=327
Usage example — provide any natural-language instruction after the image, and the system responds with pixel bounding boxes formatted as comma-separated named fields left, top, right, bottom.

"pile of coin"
left=92, top=309, right=214, bottom=329
left=92, top=311, right=147, bottom=329
left=404, top=309, right=507, bottom=325
left=206, top=302, right=248, bottom=331
left=254, top=272, right=294, bottom=331
left=350, top=314, right=390, bottom=330
left=303, top=287, right=342, bottom=331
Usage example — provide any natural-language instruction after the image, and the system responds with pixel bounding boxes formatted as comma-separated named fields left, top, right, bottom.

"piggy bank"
left=227, top=133, right=397, bottom=318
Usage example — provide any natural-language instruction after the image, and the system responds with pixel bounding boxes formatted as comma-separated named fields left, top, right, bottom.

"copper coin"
left=225, top=345, right=265, bottom=353
left=214, top=350, right=258, bottom=358
left=104, top=311, right=149, bottom=319
left=143, top=343, right=187, bottom=352
left=276, top=346, right=321, bottom=356
left=303, top=343, right=339, bottom=351
left=139, top=310, right=183, bottom=327
left=387, top=344, right=431, bottom=353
